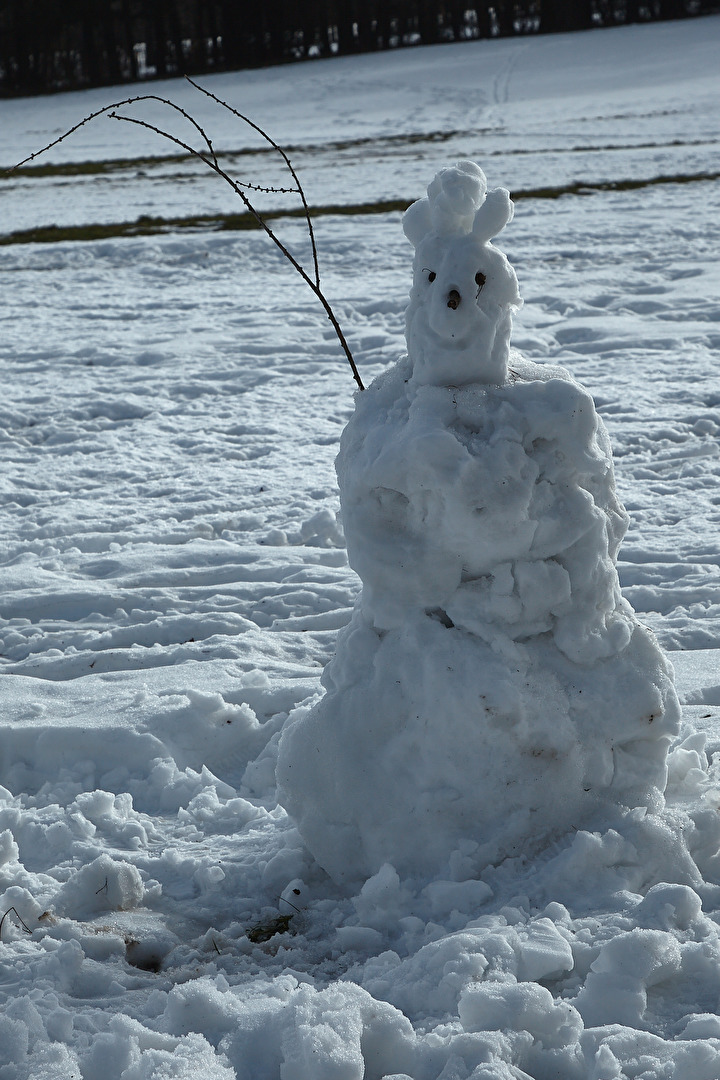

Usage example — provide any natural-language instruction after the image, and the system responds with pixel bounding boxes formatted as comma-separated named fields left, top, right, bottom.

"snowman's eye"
left=424, top=269, right=436, bottom=283
left=475, top=271, right=486, bottom=290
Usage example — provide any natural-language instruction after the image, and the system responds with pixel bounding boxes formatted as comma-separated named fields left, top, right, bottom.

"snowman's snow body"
left=277, top=162, right=680, bottom=887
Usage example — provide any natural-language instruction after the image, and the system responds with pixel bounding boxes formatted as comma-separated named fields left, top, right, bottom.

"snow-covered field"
left=1, top=16, right=720, bottom=1079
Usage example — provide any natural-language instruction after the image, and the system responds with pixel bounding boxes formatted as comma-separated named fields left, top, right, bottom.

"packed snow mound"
left=278, top=162, right=681, bottom=887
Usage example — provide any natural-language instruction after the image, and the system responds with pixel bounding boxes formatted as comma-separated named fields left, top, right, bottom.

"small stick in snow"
left=276, top=894, right=303, bottom=915
left=0, top=906, right=32, bottom=939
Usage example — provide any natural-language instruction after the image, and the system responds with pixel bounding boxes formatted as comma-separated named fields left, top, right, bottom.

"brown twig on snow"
left=0, top=906, right=32, bottom=939
left=5, top=84, right=364, bottom=392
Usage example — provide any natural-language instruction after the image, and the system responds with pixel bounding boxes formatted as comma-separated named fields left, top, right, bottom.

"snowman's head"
left=403, top=162, right=521, bottom=388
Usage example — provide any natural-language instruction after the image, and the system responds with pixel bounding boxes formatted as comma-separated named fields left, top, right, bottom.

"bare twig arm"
left=6, top=94, right=216, bottom=172
left=109, top=110, right=364, bottom=390
left=5, top=91, right=363, bottom=391
left=185, top=77, right=321, bottom=290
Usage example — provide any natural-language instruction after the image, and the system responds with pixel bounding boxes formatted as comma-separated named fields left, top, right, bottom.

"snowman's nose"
left=447, top=290, right=461, bottom=310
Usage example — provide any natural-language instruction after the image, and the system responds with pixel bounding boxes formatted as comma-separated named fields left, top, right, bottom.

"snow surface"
left=1, top=15, right=720, bottom=1080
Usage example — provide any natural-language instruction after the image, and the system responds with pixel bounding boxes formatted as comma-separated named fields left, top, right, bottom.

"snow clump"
left=277, top=161, right=681, bottom=886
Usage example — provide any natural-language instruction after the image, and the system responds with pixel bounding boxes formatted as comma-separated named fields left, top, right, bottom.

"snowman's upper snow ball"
left=403, top=160, right=522, bottom=388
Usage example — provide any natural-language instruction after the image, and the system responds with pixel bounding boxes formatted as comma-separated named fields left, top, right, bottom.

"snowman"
left=277, top=162, right=680, bottom=887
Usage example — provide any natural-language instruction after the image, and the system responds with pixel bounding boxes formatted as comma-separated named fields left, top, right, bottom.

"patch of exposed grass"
left=246, top=913, right=295, bottom=943
left=2, top=129, right=473, bottom=181
left=4, top=134, right=716, bottom=182
left=0, top=202, right=410, bottom=245
left=2, top=153, right=190, bottom=179
left=2, top=171, right=717, bottom=247
left=519, top=171, right=720, bottom=200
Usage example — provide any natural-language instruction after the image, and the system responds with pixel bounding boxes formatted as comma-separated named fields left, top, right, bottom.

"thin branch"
left=7, top=93, right=212, bottom=173
left=4, top=94, right=293, bottom=196
left=6, top=90, right=364, bottom=391
left=109, top=110, right=364, bottom=391
left=277, top=894, right=303, bottom=914
left=0, top=906, right=32, bottom=939
left=234, top=180, right=297, bottom=195
left=185, top=77, right=320, bottom=290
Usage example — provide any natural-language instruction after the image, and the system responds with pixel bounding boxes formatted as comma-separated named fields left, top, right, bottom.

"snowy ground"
left=1, top=16, right=720, bottom=1079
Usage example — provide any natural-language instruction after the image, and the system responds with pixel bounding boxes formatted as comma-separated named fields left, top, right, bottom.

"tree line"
left=0, top=0, right=710, bottom=97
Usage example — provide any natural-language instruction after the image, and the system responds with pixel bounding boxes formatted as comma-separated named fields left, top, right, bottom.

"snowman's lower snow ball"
left=277, top=161, right=680, bottom=887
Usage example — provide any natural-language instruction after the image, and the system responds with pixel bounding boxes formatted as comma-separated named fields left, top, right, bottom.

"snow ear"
left=472, top=188, right=514, bottom=244
left=403, top=198, right=433, bottom=248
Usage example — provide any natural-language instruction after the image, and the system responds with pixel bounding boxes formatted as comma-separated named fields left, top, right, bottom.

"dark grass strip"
left=3, top=137, right=717, bottom=182
left=1, top=129, right=473, bottom=181
left=518, top=171, right=720, bottom=199
left=2, top=172, right=718, bottom=247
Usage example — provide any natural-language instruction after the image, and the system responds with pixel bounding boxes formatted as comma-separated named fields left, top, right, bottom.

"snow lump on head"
left=402, top=160, right=521, bottom=388
left=277, top=162, right=680, bottom=889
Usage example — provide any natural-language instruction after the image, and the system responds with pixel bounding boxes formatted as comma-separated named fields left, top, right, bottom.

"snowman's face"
left=411, top=231, right=517, bottom=349
left=405, top=229, right=520, bottom=387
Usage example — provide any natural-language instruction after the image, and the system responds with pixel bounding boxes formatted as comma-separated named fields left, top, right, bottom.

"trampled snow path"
left=1, top=15, right=720, bottom=1080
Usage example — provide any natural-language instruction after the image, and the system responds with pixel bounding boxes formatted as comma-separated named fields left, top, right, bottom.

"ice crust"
left=278, top=163, right=681, bottom=885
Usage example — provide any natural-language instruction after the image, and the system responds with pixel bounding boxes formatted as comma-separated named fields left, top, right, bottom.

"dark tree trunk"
left=80, top=1, right=102, bottom=84
left=541, top=0, right=594, bottom=31
left=447, top=0, right=466, bottom=38
left=377, top=1, right=392, bottom=46
left=418, top=0, right=441, bottom=42
left=494, top=1, right=515, bottom=35
left=334, top=0, right=359, bottom=52
left=657, top=0, right=687, bottom=16
left=121, top=0, right=139, bottom=79
left=101, top=0, right=122, bottom=82
left=219, top=0, right=242, bottom=67
left=13, top=2, right=34, bottom=91
left=165, top=0, right=185, bottom=73
left=263, top=0, right=287, bottom=63
left=354, top=4, right=375, bottom=49
left=475, top=2, right=492, bottom=37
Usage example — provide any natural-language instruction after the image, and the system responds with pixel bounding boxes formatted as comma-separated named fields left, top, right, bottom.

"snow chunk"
left=53, top=853, right=144, bottom=918
left=459, top=981, right=582, bottom=1050
left=0, top=828, right=19, bottom=866
left=360, top=915, right=573, bottom=1022
left=574, top=928, right=682, bottom=1028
